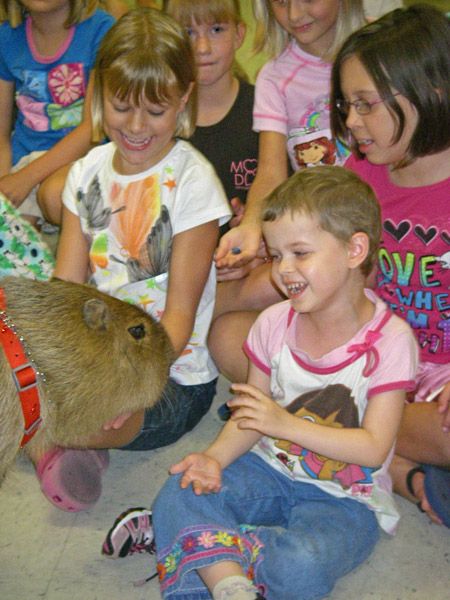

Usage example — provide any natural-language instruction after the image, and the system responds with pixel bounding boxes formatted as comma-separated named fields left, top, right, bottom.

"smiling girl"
left=31, top=7, right=231, bottom=513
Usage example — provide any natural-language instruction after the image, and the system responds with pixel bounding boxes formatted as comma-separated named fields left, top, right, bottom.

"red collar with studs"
left=0, top=288, right=42, bottom=447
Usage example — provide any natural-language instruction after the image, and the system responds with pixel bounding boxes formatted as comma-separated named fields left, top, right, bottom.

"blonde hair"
left=252, top=0, right=366, bottom=61
left=91, top=7, right=197, bottom=142
left=164, top=0, right=248, bottom=82
left=0, top=0, right=98, bottom=28
left=262, top=166, right=381, bottom=276
left=164, top=0, right=241, bottom=26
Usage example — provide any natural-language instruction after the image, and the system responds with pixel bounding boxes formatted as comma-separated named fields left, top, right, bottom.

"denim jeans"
left=120, top=378, right=217, bottom=451
left=153, top=452, right=379, bottom=600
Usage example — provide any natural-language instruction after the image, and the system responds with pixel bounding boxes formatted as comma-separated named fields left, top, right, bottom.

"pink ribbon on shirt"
left=347, top=330, right=382, bottom=377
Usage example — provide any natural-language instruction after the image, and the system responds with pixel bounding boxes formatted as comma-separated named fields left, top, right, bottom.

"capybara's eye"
left=128, top=324, right=146, bottom=340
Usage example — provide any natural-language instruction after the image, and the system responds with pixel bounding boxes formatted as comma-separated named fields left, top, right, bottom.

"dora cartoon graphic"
left=294, top=136, right=336, bottom=169
left=275, top=384, right=374, bottom=489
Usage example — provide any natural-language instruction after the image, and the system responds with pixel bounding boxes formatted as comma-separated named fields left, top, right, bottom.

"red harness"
left=0, top=288, right=42, bottom=447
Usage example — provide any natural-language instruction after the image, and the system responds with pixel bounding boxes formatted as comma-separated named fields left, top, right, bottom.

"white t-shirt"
left=244, top=291, right=419, bottom=533
left=63, top=139, right=231, bottom=385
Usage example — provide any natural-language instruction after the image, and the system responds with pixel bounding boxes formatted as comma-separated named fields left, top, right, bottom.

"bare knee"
left=208, top=311, right=258, bottom=383
left=396, top=402, right=450, bottom=466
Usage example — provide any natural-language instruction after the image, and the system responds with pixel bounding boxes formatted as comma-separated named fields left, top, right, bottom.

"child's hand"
left=0, top=171, right=34, bottom=207
left=229, top=383, right=293, bottom=439
left=169, top=453, right=222, bottom=495
left=102, top=412, right=133, bottom=431
left=215, top=237, right=270, bottom=282
left=214, top=222, right=262, bottom=273
left=437, top=382, right=450, bottom=433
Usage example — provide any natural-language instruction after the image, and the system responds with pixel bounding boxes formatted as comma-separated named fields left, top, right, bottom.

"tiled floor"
left=1, top=376, right=449, bottom=600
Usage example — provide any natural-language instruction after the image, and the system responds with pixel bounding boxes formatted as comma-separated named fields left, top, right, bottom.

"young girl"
left=164, top=0, right=258, bottom=235
left=103, top=166, right=418, bottom=600
left=330, top=5, right=450, bottom=526
left=214, top=0, right=366, bottom=277
left=0, top=0, right=115, bottom=225
left=31, top=7, right=231, bottom=512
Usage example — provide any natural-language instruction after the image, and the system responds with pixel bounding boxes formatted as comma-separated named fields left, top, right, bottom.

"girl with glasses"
left=331, top=4, right=450, bottom=528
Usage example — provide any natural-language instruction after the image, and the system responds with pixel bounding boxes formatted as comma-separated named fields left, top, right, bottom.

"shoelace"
left=130, top=529, right=157, bottom=586
left=129, top=534, right=155, bottom=555
left=133, top=570, right=158, bottom=587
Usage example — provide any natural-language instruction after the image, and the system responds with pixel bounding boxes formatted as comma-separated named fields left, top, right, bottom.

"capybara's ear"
left=82, top=299, right=111, bottom=331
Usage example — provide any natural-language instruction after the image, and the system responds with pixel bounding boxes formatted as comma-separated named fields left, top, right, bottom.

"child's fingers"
left=230, top=382, right=261, bottom=398
left=169, top=454, right=196, bottom=475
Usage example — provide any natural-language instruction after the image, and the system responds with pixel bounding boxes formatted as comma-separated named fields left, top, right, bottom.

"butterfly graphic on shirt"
left=110, top=205, right=173, bottom=282
left=77, top=175, right=125, bottom=230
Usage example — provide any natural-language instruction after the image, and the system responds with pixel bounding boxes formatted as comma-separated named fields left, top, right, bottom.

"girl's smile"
left=271, top=0, right=339, bottom=58
left=103, top=86, right=190, bottom=175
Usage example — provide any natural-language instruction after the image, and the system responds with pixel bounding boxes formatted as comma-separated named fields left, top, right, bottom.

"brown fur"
left=0, top=277, right=173, bottom=483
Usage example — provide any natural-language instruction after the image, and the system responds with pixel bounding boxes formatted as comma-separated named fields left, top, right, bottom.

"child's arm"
left=170, top=363, right=270, bottom=494
left=0, top=78, right=14, bottom=177
left=214, top=131, right=288, bottom=274
left=53, top=206, right=90, bottom=283
left=229, top=382, right=406, bottom=468
left=161, top=219, right=219, bottom=358
left=0, top=74, right=96, bottom=207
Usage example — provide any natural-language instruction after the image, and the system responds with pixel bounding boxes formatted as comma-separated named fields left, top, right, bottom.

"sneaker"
left=102, top=507, right=155, bottom=558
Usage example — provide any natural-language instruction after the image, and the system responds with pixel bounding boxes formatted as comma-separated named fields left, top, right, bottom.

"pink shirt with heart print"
left=346, top=155, right=450, bottom=365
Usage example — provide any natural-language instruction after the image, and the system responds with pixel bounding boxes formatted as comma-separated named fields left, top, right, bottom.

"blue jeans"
left=120, top=378, right=217, bottom=451
left=153, top=453, right=379, bottom=600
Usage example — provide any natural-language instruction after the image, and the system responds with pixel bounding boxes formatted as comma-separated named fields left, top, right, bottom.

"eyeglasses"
left=335, top=93, right=400, bottom=116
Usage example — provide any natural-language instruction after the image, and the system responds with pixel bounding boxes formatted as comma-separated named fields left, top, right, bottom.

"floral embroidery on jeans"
left=157, top=524, right=263, bottom=593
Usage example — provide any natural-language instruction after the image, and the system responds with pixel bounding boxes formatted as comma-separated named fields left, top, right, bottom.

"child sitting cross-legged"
left=102, top=165, right=419, bottom=600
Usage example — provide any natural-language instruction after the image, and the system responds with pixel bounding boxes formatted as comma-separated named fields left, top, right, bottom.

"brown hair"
left=164, top=0, right=247, bottom=81
left=331, top=5, right=450, bottom=166
left=262, top=165, right=381, bottom=276
left=91, top=7, right=197, bottom=142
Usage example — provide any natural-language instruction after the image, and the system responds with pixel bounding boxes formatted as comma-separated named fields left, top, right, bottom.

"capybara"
left=0, top=276, right=173, bottom=483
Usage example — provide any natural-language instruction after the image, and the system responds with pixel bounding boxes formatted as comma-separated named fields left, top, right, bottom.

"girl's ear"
left=347, top=232, right=369, bottom=270
left=178, top=81, right=195, bottom=111
left=234, top=21, right=246, bottom=50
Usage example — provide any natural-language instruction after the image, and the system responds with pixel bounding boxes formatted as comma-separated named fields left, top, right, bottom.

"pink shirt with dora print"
left=244, top=291, right=418, bottom=534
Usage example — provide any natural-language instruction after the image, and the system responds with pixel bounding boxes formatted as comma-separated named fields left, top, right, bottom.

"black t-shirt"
left=190, top=80, right=259, bottom=207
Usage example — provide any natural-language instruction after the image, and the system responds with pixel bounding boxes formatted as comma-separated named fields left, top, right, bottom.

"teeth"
left=286, top=283, right=306, bottom=295
left=124, top=135, right=150, bottom=146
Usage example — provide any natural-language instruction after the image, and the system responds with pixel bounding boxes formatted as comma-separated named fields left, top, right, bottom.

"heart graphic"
left=383, top=219, right=411, bottom=242
left=414, top=225, right=437, bottom=245
left=440, top=231, right=450, bottom=245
